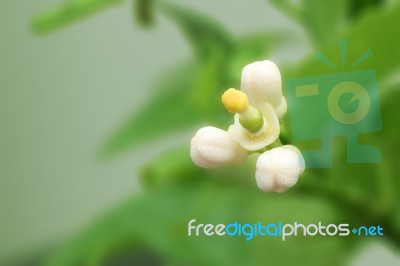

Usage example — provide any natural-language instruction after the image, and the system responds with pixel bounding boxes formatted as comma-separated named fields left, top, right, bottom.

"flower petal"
left=255, top=145, right=305, bottom=192
left=241, top=60, right=287, bottom=118
left=190, top=126, right=248, bottom=168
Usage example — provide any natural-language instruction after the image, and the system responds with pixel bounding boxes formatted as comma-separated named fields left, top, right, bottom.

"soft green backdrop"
left=1, top=0, right=400, bottom=265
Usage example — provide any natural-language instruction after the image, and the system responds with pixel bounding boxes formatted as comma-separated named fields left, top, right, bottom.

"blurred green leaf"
left=139, top=146, right=197, bottom=190
left=269, top=0, right=347, bottom=46
left=157, top=2, right=235, bottom=111
left=100, top=63, right=204, bottom=156
left=314, top=85, right=400, bottom=242
left=32, top=0, right=124, bottom=34
left=158, top=2, right=234, bottom=60
left=45, top=169, right=353, bottom=266
left=134, top=0, right=154, bottom=27
left=349, top=0, right=386, bottom=18
left=375, top=86, right=400, bottom=227
left=139, top=146, right=262, bottom=191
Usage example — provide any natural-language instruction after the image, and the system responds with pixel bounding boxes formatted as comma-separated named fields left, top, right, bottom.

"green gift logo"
left=286, top=40, right=382, bottom=168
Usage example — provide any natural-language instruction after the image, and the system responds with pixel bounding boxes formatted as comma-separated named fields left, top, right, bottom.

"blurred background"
left=1, top=0, right=400, bottom=265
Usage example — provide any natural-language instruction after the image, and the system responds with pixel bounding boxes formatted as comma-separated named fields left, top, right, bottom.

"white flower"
left=227, top=103, right=280, bottom=151
left=241, top=60, right=287, bottom=119
left=255, top=145, right=305, bottom=193
left=189, top=60, right=306, bottom=193
left=190, top=126, right=248, bottom=168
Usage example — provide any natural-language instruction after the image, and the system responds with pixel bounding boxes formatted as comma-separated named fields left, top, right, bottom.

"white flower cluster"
left=190, top=60, right=305, bottom=193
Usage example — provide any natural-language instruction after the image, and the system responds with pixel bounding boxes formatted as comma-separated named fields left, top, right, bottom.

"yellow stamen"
left=221, top=88, right=249, bottom=113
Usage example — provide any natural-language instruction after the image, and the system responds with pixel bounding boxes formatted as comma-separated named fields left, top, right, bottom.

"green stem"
left=250, top=138, right=283, bottom=155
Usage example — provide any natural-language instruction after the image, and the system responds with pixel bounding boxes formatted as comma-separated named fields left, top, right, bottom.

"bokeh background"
left=1, top=0, right=400, bottom=265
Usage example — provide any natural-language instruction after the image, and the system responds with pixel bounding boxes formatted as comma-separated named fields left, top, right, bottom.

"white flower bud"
left=240, top=60, right=287, bottom=118
left=228, top=103, right=280, bottom=151
left=190, top=126, right=248, bottom=168
left=255, top=145, right=305, bottom=193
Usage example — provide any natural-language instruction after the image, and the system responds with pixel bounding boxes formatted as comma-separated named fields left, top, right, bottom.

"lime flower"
left=189, top=60, right=305, bottom=192
left=221, top=88, right=280, bottom=151
left=190, top=126, right=248, bottom=168
left=255, top=145, right=305, bottom=193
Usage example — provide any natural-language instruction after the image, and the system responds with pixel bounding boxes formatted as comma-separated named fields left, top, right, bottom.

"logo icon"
left=286, top=40, right=382, bottom=168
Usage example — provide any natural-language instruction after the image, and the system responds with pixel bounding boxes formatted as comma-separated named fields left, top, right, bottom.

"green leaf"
left=269, top=0, right=347, bottom=46
left=156, top=2, right=235, bottom=111
left=100, top=63, right=204, bottom=156
left=157, top=2, right=234, bottom=60
left=32, top=0, right=124, bottom=35
left=139, top=146, right=261, bottom=191
left=375, top=85, right=400, bottom=225
left=44, top=172, right=354, bottom=266
left=348, top=0, right=386, bottom=18
left=139, top=146, right=198, bottom=190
